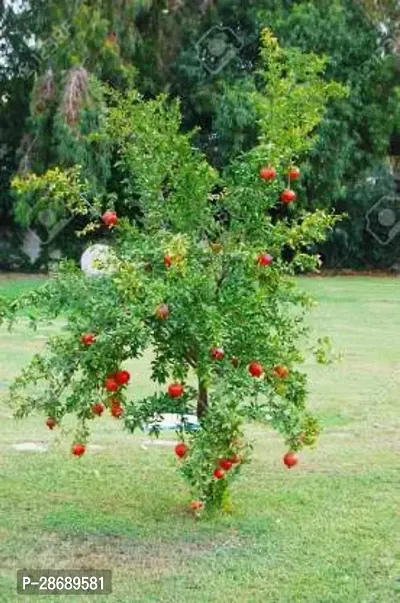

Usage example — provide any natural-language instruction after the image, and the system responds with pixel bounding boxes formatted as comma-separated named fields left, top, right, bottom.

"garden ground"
left=0, top=275, right=399, bottom=603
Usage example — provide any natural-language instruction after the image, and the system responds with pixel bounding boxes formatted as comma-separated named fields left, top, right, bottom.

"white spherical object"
left=80, top=243, right=116, bottom=277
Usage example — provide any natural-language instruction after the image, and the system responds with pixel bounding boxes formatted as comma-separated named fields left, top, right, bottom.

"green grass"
left=0, top=273, right=47, bottom=299
left=0, top=275, right=399, bottom=603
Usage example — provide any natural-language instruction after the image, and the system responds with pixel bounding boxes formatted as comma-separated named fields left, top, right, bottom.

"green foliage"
left=0, top=2, right=37, bottom=225
left=3, top=31, right=343, bottom=510
left=321, top=164, right=400, bottom=268
left=3, top=0, right=399, bottom=270
left=171, top=0, right=400, bottom=267
left=12, top=166, right=100, bottom=227
left=104, top=90, right=219, bottom=234
left=2, top=0, right=153, bottom=262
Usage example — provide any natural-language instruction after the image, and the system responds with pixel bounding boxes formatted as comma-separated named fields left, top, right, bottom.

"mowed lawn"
left=0, top=275, right=399, bottom=603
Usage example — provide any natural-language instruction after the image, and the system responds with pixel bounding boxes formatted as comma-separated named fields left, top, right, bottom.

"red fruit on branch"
left=102, top=210, right=118, bottom=228
left=115, top=370, right=130, bottom=386
left=168, top=383, right=184, bottom=398
left=175, top=442, right=188, bottom=458
left=46, top=417, right=57, bottom=430
left=104, top=377, right=119, bottom=392
left=164, top=255, right=172, bottom=268
left=190, top=500, right=204, bottom=511
left=218, top=459, right=233, bottom=471
left=274, top=364, right=290, bottom=379
left=289, top=167, right=301, bottom=180
left=259, top=166, right=276, bottom=181
left=111, top=404, right=124, bottom=418
left=155, top=304, right=170, bottom=320
left=91, top=403, right=104, bottom=416
left=213, top=467, right=225, bottom=479
left=248, top=361, right=264, bottom=378
left=80, top=333, right=95, bottom=346
left=72, top=443, right=86, bottom=457
left=283, top=452, right=298, bottom=468
left=257, top=254, right=273, bottom=267
left=211, top=347, right=225, bottom=360
left=280, top=189, right=297, bottom=204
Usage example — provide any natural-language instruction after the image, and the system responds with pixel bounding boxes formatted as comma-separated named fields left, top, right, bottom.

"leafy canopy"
left=3, top=30, right=346, bottom=509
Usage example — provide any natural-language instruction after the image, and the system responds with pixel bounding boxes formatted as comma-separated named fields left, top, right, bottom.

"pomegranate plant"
left=1, top=30, right=345, bottom=512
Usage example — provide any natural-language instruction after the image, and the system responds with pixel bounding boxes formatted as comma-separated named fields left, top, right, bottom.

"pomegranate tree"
left=2, top=30, right=345, bottom=512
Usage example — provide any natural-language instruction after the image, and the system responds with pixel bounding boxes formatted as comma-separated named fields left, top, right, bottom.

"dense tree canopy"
left=0, top=0, right=399, bottom=269
left=168, top=0, right=400, bottom=266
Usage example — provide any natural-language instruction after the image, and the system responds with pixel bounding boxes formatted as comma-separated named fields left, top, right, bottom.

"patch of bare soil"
left=8, top=531, right=246, bottom=578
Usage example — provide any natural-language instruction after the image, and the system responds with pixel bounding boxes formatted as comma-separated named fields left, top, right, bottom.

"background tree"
left=3, top=31, right=346, bottom=511
left=0, top=0, right=40, bottom=267
left=0, top=0, right=161, bottom=266
left=2, top=0, right=399, bottom=270
left=169, top=0, right=400, bottom=267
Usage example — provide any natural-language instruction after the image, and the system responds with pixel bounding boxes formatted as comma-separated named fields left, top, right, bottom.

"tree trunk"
left=197, top=380, right=208, bottom=419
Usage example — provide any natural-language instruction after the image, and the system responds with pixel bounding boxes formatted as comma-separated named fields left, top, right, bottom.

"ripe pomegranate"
left=190, top=500, right=204, bottom=511
left=259, top=166, right=276, bottom=181
left=257, top=254, right=273, bottom=267
left=115, top=370, right=130, bottom=386
left=72, top=443, right=86, bottom=457
left=102, top=210, right=118, bottom=228
left=168, top=384, right=184, bottom=398
left=91, top=403, right=104, bottom=416
left=164, top=255, right=172, bottom=268
left=111, top=404, right=124, bottom=418
left=283, top=452, right=298, bottom=468
left=248, top=361, right=264, bottom=378
left=280, top=189, right=297, bottom=204
left=175, top=442, right=188, bottom=459
left=289, top=167, right=301, bottom=180
left=46, top=417, right=57, bottom=430
left=104, top=377, right=119, bottom=392
left=81, top=333, right=95, bottom=346
left=274, top=365, right=290, bottom=379
left=218, top=459, right=233, bottom=471
left=211, top=347, right=225, bottom=360
left=213, top=467, right=225, bottom=479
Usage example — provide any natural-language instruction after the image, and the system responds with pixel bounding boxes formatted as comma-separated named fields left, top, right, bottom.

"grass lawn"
left=0, top=275, right=399, bottom=603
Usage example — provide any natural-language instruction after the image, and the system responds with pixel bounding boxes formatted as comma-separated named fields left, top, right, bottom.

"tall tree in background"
left=0, top=0, right=162, bottom=266
left=1, top=0, right=399, bottom=269
left=169, top=0, right=400, bottom=267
